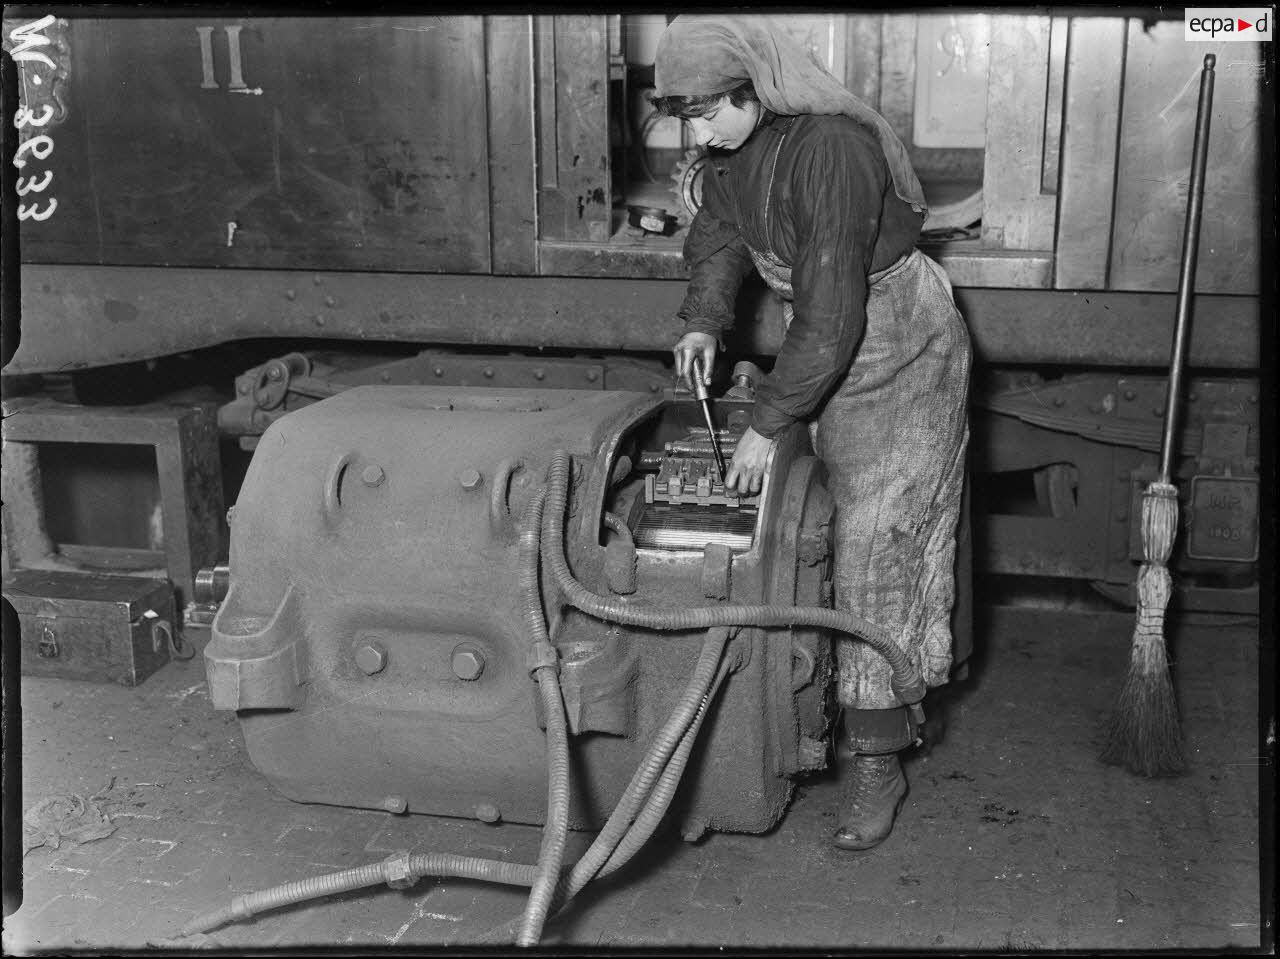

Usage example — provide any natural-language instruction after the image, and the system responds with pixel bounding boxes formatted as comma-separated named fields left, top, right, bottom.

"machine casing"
left=204, top=386, right=836, bottom=834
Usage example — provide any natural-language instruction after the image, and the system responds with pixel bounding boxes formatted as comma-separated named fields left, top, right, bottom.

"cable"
left=597, top=654, right=732, bottom=879
left=179, top=854, right=539, bottom=937
left=516, top=488, right=571, bottom=947
left=541, top=449, right=925, bottom=705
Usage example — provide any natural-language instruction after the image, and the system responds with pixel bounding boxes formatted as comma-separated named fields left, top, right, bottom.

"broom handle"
left=1158, top=53, right=1216, bottom=485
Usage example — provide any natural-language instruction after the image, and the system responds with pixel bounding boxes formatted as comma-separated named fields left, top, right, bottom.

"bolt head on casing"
left=459, top=468, right=482, bottom=491
left=475, top=802, right=501, bottom=823
left=356, top=642, right=388, bottom=675
left=361, top=464, right=386, bottom=487
left=452, top=645, right=485, bottom=681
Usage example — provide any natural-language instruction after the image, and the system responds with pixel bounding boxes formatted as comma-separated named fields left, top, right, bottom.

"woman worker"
left=653, top=15, right=971, bottom=851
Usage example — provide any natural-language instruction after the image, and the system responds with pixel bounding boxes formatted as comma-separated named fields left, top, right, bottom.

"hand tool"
left=691, top=355, right=727, bottom=482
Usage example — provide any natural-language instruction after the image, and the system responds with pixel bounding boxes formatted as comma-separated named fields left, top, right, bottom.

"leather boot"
left=832, top=751, right=908, bottom=851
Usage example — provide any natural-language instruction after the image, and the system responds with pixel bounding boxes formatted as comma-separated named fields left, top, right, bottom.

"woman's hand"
left=673, top=332, right=717, bottom=390
left=724, top=426, right=772, bottom=496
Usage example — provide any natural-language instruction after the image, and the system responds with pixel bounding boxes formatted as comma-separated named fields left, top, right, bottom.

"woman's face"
left=684, top=96, right=761, bottom=151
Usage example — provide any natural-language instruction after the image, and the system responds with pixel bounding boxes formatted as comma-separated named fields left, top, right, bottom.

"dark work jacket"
left=678, top=113, right=924, bottom=438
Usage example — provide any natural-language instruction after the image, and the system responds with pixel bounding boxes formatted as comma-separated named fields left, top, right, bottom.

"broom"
left=1100, top=53, right=1216, bottom=777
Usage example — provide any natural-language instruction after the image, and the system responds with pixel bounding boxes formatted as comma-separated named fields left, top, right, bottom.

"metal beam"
left=7, top=264, right=1260, bottom=374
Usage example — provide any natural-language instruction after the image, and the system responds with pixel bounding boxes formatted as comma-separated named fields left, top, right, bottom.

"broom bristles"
left=1100, top=543, right=1187, bottom=776
left=1100, top=644, right=1186, bottom=776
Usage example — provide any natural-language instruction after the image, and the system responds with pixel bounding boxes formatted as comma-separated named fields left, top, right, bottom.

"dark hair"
left=650, top=81, right=758, bottom=120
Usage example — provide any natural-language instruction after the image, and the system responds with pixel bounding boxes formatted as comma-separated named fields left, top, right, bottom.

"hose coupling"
left=891, top=671, right=926, bottom=707
left=526, top=642, right=560, bottom=676
left=383, top=851, right=417, bottom=891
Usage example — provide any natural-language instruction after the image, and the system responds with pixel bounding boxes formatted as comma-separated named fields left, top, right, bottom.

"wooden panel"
left=8, top=16, right=491, bottom=273
left=878, top=15, right=916, bottom=145
left=534, top=17, right=558, bottom=192
left=926, top=249, right=1053, bottom=289
left=913, top=13, right=990, bottom=149
left=1041, top=16, right=1069, bottom=196
left=875, top=14, right=984, bottom=187
left=981, top=15, right=1056, bottom=251
left=843, top=14, right=883, bottom=108
left=540, top=14, right=610, bottom=245
left=486, top=16, right=537, bottom=274
left=1053, top=17, right=1127, bottom=289
left=1108, top=20, right=1262, bottom=294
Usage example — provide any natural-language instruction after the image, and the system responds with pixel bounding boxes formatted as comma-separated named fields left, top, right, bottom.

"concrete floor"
left=2, top=598, right=1268, bottom=952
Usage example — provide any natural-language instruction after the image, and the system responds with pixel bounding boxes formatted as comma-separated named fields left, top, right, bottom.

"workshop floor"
left=3, top=597, right=1267, bottom=953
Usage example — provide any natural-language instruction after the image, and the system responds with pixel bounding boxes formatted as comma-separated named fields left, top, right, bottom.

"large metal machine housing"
left=204, top=385, right=837, bottom=835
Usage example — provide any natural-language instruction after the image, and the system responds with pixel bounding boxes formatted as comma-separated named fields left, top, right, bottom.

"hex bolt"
left=433, top=366, right=444, bottom=377
left=325, top=296, right=335, bottom=307
left=1053, top=396, right=1066, bottom=407
left=475, top=802, right=501, bottom=824
left=313, top=274, right=323, bottom=285
left=1123, top=389, right=1136, bottom=401
left=314, top=315, right=325, bottom=327
left=483, top=366, right=495, bottom=378
left=361, top=464, right=386, bottom=487
left=380, top=371, right=392, bottom=383
left=586, top=370, right=600, bottom=382
left=459, top=469, right=482, bottom=491
left=356, top=642, right=388, bottom=675
left=285, top=289, right=296, bottom=300
left=382, top=795, right=408, bottom=814
left=268, top=366, right=282, bottom=380
left=238, top=383, right=249, bottom=394
left=533, top=368, right=546, bottom=381
left=452, top=644, right=485, bottom=681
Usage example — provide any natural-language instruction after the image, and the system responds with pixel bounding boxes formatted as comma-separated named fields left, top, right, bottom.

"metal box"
left=4, top=570, right=175, bottom=686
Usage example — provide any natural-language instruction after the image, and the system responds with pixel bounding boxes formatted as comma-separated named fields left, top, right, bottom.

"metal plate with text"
left=1186, top=477, right=1259, bottom=562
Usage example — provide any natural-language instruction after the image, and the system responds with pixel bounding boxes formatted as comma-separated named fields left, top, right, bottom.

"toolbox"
left=4, top=569, right=176, bottom=686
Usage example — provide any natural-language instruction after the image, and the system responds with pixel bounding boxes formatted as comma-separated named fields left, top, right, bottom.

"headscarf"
left=654, top=15, right=927, bottom=214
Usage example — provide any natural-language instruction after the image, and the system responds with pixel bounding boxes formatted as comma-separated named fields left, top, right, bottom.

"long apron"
left=749, top=246, right=971, bottom=709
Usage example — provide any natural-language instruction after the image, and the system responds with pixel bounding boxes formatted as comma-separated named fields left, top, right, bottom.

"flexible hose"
left=598, top=656, right=732, bottom=879
left=179, top=854, right=539, bottom=937
left=551, top=627, right=730, bottom=911
left=516, top=488, right=571, bottom=947
left=483, top=627, right=730, bottom=942
left=542, top=449, right=924, bottom=704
